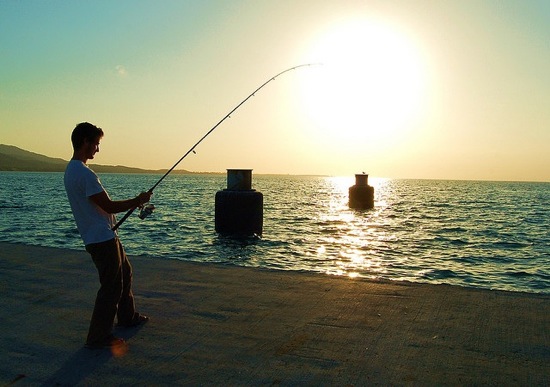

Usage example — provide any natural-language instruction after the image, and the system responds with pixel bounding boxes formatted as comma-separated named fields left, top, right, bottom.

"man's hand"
left=90, top=190, right=153, bottom=214
left=136, top=191, right=153, bottom=207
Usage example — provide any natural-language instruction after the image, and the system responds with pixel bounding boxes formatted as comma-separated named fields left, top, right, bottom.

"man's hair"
left=71, top=122, right=104, bottom=150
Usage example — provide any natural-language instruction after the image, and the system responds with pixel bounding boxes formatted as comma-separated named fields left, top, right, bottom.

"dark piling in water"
left=215, top=169, right=263, bottom=236
left=349, top=173, right=374, bottom=209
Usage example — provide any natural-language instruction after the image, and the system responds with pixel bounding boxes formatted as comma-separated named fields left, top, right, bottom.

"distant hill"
left=0, top=144, right=191, bottom=174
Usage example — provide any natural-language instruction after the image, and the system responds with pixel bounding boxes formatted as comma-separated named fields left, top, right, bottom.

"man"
left=64, top=122, right=152, bottom=349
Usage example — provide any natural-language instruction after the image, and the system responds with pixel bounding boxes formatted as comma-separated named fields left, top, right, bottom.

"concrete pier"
left=0, top=242, right=548, bottom=385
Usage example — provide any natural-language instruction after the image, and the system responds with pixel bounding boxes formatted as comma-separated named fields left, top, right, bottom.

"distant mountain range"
left=0, top=144, right=192, bottom=174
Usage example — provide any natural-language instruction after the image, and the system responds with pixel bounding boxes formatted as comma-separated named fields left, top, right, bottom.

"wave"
left=1, top=173, right=548, bottom=294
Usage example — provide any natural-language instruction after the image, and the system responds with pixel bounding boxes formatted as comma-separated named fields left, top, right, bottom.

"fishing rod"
left=112, top=63, right=319, bottom=231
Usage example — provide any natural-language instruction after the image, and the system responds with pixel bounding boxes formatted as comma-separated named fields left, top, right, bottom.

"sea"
left=0, top=171, right=548, bottom=294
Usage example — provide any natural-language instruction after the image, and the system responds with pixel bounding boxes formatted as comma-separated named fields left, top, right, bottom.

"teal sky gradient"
left=1, top=0, right=549, bottom=181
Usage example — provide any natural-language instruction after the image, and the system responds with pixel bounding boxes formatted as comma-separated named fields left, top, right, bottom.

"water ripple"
left=1, top=172, right=549, bottom=293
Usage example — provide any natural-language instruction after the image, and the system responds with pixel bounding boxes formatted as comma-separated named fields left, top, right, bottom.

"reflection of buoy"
left=215, top=169, right=263, bottom=236
left=349, top=173, right=374, bottom=209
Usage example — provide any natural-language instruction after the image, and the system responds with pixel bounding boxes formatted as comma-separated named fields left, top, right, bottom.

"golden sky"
left=1, top=0, right=549, bottom=181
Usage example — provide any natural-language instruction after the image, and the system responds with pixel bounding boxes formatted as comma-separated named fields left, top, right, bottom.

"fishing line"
left=112, top=63, right=320, bottom=231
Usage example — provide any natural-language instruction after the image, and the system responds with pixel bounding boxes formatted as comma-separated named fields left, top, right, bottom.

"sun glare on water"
left=298, top=18, right=428, bottom=149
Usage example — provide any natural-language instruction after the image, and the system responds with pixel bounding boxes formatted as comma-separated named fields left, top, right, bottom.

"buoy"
left=215, top=169, right=263, bottom=236
left=349, top=173, right=374, bottom=209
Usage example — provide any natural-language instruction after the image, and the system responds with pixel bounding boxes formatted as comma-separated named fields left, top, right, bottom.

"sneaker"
left=117, top=313, right=149, bottom=328
left=85, top=335, right=126, bottom=350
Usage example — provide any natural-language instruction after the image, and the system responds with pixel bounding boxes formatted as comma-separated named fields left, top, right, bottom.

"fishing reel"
left=138, top=203, right=155, bottom=220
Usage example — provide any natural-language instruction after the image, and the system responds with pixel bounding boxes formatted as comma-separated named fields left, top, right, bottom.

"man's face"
left=84, top=137, right=101, bottom=160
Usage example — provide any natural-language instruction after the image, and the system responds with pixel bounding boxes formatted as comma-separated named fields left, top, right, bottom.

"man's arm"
left=89, top=191, right=152, bottom=214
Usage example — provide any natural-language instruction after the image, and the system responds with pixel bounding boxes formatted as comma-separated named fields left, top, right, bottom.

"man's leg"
left=85, top=238, right=123, bottom=345
left=115, top=238, right=137, bottom=325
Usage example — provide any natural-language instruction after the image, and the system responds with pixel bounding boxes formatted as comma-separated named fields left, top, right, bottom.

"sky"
left=1, top=0, right=549, bottom=182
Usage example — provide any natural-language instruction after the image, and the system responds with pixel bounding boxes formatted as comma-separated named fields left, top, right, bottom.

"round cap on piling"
left=227, top=169, right=253, bottom=190
left=355, top=173, right=369, bottom=186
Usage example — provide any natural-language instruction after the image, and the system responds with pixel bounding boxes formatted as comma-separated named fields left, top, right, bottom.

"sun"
left=298, top=17, right=428, bottom=148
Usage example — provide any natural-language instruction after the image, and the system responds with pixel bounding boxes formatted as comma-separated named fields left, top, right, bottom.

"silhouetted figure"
left=64, top=122, right=151, bottom=349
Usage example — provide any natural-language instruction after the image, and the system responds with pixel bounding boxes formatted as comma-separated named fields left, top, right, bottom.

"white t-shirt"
left=64, top=160, right=116, bottom=245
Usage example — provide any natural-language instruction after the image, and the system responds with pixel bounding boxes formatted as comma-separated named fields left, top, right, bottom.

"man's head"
left=71, top=122, right=104, bottom=161
left=71, top=122, right=104, bottom=150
